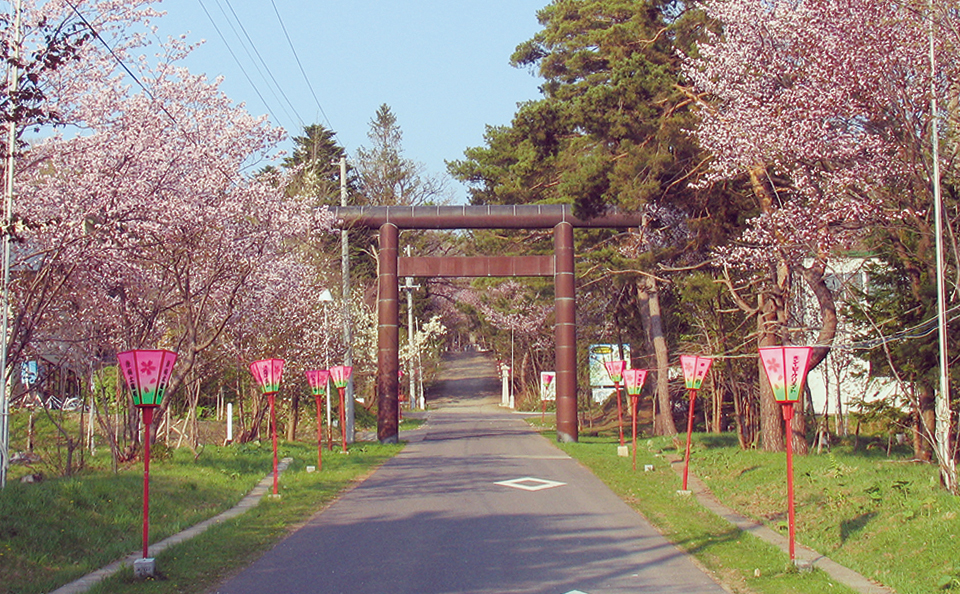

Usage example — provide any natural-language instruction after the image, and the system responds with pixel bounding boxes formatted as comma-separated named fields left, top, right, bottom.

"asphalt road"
left=211, top=352, right=727, bottom=594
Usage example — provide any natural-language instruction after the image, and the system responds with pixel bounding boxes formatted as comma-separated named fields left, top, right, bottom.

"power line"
left=836, top=304, right=960, bottom=352
left=195, top=0, right=283, bottom=127
left=216, top=0, right=304, bottom=128
left=269, top=0, right=337, bottom=136
left=64, top=1, right=182, bottom=127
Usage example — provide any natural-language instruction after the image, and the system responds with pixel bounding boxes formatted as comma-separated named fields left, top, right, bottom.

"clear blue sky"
left=151, top=0, right=549, bottom=202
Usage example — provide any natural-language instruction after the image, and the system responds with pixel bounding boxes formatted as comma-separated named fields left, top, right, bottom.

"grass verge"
left=0, top=439, right=402, bottom=594
left=541, top=423, right=959, bottom=594
left=690, top=434, right=960, bottom=594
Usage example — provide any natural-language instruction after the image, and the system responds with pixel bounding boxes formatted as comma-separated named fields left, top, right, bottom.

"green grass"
left=0, top=439, right=402, bottom=594
left=689, top=435, right=960, bottom=594
left=550, top=433, right=860, bottom=594
left=5, top=408, right=955, bottom=594
left=545, top=426, right=960, bottom=594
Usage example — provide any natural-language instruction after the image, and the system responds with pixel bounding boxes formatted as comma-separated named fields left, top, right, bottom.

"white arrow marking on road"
left=494, top=477, right=566, bottom=491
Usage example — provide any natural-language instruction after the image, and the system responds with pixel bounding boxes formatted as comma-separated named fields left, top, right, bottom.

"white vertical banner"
left=226, top=403, right=233, bottom=442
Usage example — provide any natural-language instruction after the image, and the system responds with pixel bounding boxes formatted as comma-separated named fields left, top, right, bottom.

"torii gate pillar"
left=554, top=221, right=577, bottom=442
left=378, top=222, right=401, bottom=443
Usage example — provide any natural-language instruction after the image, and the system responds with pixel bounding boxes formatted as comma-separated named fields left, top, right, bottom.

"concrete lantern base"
left=133, top=558, right=156, bottom=579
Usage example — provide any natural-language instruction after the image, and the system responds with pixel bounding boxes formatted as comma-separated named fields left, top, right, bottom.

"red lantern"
left=250, top=359, right=285, bottom=495
left=603, top=360, right=628, bottom=447
left=117, top=349, right=178, bottom=561
left=759, top=346, right=813, bottom=562
left=305, top=369, right=330, bottom=470
left=329, top=365, right=353, bottom=453
left=623, top=369, right=648, bottom=470
left=249, top=358, right=285, bottom=395
left=759, top=346, right=813, bottom=403
left=679, top=355, right=713, bottom=491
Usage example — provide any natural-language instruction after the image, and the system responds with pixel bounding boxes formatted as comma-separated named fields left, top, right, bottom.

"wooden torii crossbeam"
left=333, top=205, right=641, bottom=444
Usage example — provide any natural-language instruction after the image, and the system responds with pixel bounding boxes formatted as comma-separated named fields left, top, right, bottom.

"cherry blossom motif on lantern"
left=759, top=346, right=814, bottom=403
left=680, top=355, right=713, bottom=391
left=117, top=349, right=178, bottom=407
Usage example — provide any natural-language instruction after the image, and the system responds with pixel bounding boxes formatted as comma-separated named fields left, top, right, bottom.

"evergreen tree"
left=355, top=104, right=451, bottom=206
left=449, top=1, right=738, bottom=436
left=282, top=124, right=349, bottom=203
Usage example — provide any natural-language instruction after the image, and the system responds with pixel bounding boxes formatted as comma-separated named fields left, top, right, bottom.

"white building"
left=797, top=258, right=905, bottom=425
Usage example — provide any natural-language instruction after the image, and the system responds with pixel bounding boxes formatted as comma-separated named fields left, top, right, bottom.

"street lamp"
left=759, top=345, right=813, bottom=563
left=116, top=348, right=177, bottom=575
left=319, top=289, right=334, bottom=446
left=329, top=365, right=353, bottom=453
left=623, top=368, right=648, bottom=471
left=249, top=358, right=285, bottom=496
left=603, top=359, right=627, bottom=451
left=305, top=369, right=330, bottom=471
left=679, top=355, right=713, bottom=492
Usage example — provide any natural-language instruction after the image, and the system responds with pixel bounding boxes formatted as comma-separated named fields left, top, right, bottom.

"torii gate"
left=333, top=205, right=641, bottom=444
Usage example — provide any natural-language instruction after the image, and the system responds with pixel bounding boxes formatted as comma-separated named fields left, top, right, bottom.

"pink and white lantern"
left=250, top=358, right=286, bottom=495
left=759, top=345, right=814, bottom=562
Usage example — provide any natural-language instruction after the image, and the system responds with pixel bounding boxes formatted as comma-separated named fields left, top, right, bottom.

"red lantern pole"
left=268, top=393, right=278, bottom=495
left=759, top=345, right=812, bottom=566
left=329, top=366, right=352, bottom=453
left=614, top=380, right=625, bottom=446
left=398, top=370, right=404, bottom=422
left=783, top=402, right=796, bottom=561
left=540, top=372, right=555, bottom=425
left=679, top=355, right=713, bottom=492
left=603, top=360, right=627, bottom=448
left=631, top=393, right=639, bottom=471
left=249, top=359, right=285, bottom=495
left=682, top=388, right=696, bottom=490
left=141, top=406, right=154, bottom=559
left=306, top=369, right=330, bottom=471
left=337, top=386, right=347, bottom=453
left=117, top=348, right=178, bottom=571
left=315, top=394, right=324, bottom=471
left=623, top=368, right=647, bottom=472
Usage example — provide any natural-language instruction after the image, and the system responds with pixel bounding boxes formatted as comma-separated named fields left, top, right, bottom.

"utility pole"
left=0, top=0, right=22, bottom=489
left=402, top=246, right=420, bottom=409
left=928, top=1, right=955, bottom=493
left=339, top=156, right=355, bottom=443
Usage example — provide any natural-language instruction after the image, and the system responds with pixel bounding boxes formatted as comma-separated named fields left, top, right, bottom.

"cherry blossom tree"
left=684, top=0, right=958, bottom=473
left=6, top=1, right=334, bottom=457
left=468, top=280, right=552, bottom=406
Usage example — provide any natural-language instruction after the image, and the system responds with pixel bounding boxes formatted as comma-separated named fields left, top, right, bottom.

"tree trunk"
left=758, top=290, right=786, bottom=451
left=287, top=392, right=300, bottom=441
left=637, top=275, right=677, bottom=435
left=792, top=260, right=840, bottom=455
left=914, top=383, right=935, bottom=462
left=749, top=164, right=789, bottom=452
left=238, top=393, right=268, bottom=443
